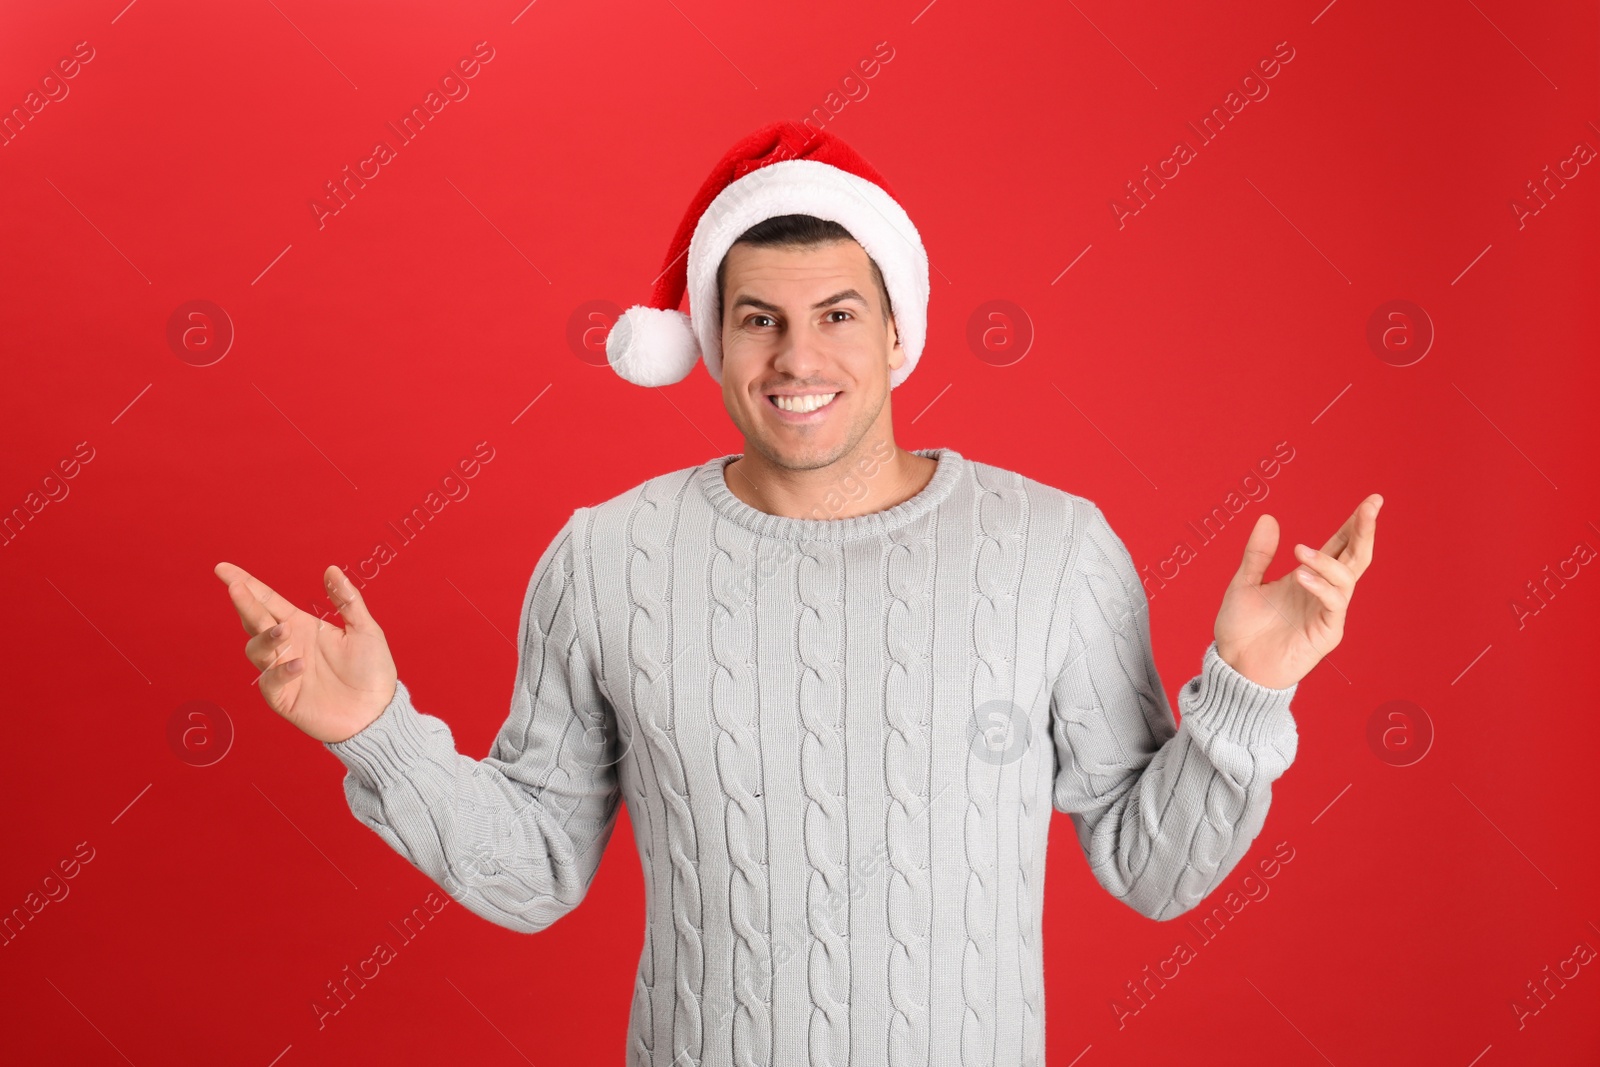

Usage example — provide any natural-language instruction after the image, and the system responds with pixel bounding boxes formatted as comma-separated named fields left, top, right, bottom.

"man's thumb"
left=1232, top=513, right=1280, bottom=588
left=325, top=566, right=378, bottom=631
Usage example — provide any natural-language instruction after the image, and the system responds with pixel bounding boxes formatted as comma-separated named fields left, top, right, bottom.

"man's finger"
left=1317, top=503, right=1361, bottom=559
left=1327, top=495, right=1381, bottom=578
left=1317, top=496, right=1381, bottom=572
left=1293, top=543, right=1356, bottom=600
left=1319, top=522, right=1352, bottom=560
left=251, top=642, right=299, bottom=687
left=222, top=577, right=276, bottom=636
left=1293, top=563, right=1346, bottom=616
left=257, top=653, right=306, bottom=703
left=244, top=623, right=293, bottom=670
left=324, top=566, right=378, bottom=634
left=215, top=561, right=298, bottom=633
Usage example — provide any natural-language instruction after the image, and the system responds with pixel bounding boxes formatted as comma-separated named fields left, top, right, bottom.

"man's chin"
left=749, top=432, right=851, bottom=473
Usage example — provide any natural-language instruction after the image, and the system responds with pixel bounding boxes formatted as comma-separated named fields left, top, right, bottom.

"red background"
left=2, top=0, right=1597, bottom=1063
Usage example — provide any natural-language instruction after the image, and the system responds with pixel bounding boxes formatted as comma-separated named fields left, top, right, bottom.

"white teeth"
left=773, top=392, right=837, bottom=413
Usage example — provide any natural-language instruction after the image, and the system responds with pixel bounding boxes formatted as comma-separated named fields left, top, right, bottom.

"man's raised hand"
left=214, top=562, right=398, bottom=743
left=1213, top=493, right=1383, bottom=690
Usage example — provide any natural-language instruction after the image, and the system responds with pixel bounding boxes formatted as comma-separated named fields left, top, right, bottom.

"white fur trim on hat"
left=606, top=304, right=701, bottom=387
left=685, top=159, right=929, bottom=389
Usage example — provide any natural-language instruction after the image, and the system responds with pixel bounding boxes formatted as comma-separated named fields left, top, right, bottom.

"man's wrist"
left=1214, top=639, right=1298, bottom=691
left=1179, top=642, right=1300, bottom=749
left=323, top=679, right=432, bottom=789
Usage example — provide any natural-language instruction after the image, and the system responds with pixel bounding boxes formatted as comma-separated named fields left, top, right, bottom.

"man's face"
left=718, top=239, right=902, bottom=472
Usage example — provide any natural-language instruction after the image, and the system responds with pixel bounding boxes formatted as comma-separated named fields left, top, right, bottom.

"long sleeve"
left=322, top=508, right=623, bottom=933
left=1049, top=502, right=1300, bottom=922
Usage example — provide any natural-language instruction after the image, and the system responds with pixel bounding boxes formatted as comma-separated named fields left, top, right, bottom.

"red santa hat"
left=605, top=120, right=929, bottom=389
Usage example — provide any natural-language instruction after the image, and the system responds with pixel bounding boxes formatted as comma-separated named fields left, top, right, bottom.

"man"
left=215, top=122, right=1380, bottom=1066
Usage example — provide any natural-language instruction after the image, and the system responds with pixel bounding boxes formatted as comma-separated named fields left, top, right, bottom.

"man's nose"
left=770, top=323, right=828, bottom=378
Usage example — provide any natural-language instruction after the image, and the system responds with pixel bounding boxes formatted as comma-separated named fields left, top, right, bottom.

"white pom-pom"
left=605, top=306, right=700, bottom=387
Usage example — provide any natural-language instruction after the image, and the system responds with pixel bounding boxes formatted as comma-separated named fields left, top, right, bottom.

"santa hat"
left=605, top=120, right=929, bottom=389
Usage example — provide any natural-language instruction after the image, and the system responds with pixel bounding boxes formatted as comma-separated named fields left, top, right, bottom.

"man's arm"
left=323, top=509, right=623, bottom=933
left=1050, top=501, right=1299, bottom=921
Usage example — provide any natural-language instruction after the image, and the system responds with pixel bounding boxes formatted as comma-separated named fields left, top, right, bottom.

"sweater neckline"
left=697, top=447, right=965, bottom=542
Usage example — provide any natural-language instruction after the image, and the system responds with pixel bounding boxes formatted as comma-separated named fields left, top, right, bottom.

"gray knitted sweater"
left=324, top=447, right=1300, bottom=1066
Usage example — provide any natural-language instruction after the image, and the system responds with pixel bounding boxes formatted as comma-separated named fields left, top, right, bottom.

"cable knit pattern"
left=322, top=448, right=1301, bottom=1066
left=962, top=466, right=1026, bottom=1067
left=1050, top=502, right=1299, bottom=923
left=630, top=474, right=706, bottom=1067
left=882, top=516, right=934, bottom=1067
left=796, top=539, right=849, bottom=1067
left=1017, top=506, right=1087, bottom=1065
left=707, top=513, right=771, bottom=1067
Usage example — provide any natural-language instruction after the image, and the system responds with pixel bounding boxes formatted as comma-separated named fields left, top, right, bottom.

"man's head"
left=715, top=214, right=903, bottom=473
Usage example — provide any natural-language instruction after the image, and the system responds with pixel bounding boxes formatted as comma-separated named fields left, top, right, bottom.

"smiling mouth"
left=767, top=392, right=840, bottom=415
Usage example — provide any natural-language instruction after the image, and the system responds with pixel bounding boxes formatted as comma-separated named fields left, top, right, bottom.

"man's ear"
left=886, top=313, right=904, bottom=371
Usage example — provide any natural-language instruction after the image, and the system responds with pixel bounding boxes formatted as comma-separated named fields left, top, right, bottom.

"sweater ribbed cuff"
left=322, top=679, right=435, bottom=791
left=1178, top=640, right=1298, bottom=747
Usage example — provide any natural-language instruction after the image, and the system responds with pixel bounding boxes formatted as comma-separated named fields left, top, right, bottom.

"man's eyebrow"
left=730, top=289, right=869, bottom=314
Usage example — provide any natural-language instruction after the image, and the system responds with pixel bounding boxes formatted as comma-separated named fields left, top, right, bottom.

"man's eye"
left=826, top=310, right=853, bottom=322
left=748, top=315, right=775, bottom=328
